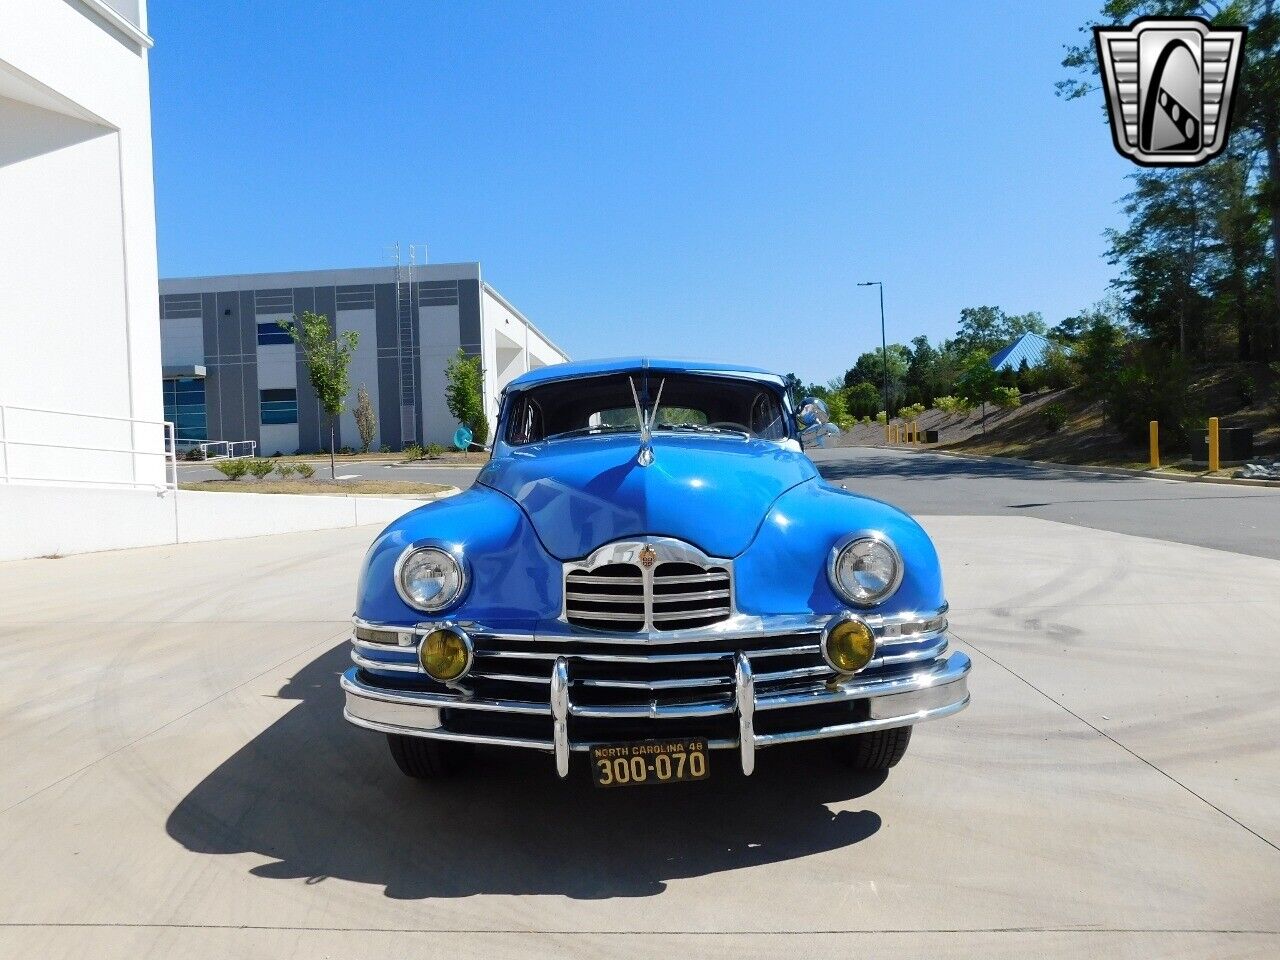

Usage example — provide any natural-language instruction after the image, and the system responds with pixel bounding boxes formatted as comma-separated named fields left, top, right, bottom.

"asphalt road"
left=809, top=446, right=1280, bottom=561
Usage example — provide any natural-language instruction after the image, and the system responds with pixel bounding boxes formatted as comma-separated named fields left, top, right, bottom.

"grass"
left=189, top=450, right=491, bottom=465
left=180, top=480, right=454, bottom=497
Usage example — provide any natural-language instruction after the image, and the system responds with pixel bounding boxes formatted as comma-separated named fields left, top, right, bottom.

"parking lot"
left=2, top=448, right=1278, bottom=958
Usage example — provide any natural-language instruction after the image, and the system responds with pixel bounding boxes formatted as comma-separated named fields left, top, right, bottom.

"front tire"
left=386, top=734, right=472, bottom=779
left=833, top=725, right=912, bottom=770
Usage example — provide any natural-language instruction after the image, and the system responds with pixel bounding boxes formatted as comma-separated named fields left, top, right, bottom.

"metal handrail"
left=0, top=403, right=176, bottom=492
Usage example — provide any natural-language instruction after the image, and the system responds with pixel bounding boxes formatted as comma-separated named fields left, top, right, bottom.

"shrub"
left=246, top=459, right=275, bottom=479
left=874, top=411, right=887, bottom=424
left=899, top=402, right=926, bottom=419
left=295, top=463, right=316, bottom=479
left=445, top=349, right=490, bottom=446
left=213, top=458, right=250, bottom=480
left=425, top=443, right=447, bottom=458
left=1102, top=348, right=1191, bottom=444
left=379, top=444, right=392, bottom=454
left=934, top=395, right=971, bottom=414
left=338, top=446, right=356, bottom=456
left=1041, top=402, right=1068, bottom=433
left=993, top=386, right=1021, bottom=409
left=860, top=415, right=871, bottom=425
left=276, top=463, right=298, bottom=478
left=184, top=447, right=206, bottom=461
left=1042, top=343, right=1075, bottom=390
left=1238, top=375, right=1256, bottom=407
left=403, top=443, right=425, bottom=461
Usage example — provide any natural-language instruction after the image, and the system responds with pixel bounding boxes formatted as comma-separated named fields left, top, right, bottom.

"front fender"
left=356, top=487, right=560, bottom=626
left=733, top=480, right=945, bottom=616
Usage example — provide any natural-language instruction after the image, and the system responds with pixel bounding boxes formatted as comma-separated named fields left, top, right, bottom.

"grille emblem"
left=638, top=545, right=657, bottom=568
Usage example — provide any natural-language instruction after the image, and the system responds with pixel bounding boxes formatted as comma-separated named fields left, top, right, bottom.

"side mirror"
left=797, top=397, right=841, bottom=447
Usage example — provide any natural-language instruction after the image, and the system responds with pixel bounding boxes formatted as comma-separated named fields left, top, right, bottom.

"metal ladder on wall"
left=395, top=248, right=418, bottom=443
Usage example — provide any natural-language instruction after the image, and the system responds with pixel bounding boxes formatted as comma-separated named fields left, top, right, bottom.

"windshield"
left=503, top=373, right=790, bottom=446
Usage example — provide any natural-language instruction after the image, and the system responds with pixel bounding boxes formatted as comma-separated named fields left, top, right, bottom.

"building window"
left=260, top=388, right=298, bottom=425
left=164, top=378, right=207, bottom=441
left=257, top=322, right=293, bottom=345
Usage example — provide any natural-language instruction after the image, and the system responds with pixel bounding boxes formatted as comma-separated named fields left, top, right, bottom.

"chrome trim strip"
left=754, top=653, right=969, bottom=712
left=564, top=591, right=644, bottom=602
left=351, top=650, right=420, bottom=674
left=754, top=696, right=970, bottom=747
left=654, top=572, right=730, bottom=585
left=650, top=608, right=731, bottom=623
left=652, top=588, right=731, bottom=602
left=340, top=669, right=550, bottom=715
left=736, top=653, right=755, bottom=776
left=551, top=657, right=570, bottom=777
left=566, top=574, right=643, bottom=585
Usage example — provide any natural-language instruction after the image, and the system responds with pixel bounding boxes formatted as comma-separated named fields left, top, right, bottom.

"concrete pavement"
left=1, top=508, right=1277, bottom=958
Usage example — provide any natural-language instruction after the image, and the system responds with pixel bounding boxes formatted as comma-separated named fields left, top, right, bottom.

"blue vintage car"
left=342, top=358, right=970, bottom=786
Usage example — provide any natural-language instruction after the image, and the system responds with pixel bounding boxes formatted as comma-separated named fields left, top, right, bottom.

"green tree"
left=445, top=349, right=489, bottom=447
left=354, top=383, right=377, bottom=453
left=278, top=310, right=358, bottom=479
left=957, top=351, right=999, bottom=431
left=844, top=382, right=882, bottom=419
left=954, top=306, right=1007, bottom=354
left=842, top=344, right=909, bottom=413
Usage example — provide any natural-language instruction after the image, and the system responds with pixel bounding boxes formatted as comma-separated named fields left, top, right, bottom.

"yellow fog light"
left=823, top=615, right=876, bottom=674
left=419, top=627, right=472, bottom=682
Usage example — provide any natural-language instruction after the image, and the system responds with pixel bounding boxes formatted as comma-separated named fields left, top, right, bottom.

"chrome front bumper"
left=341, top=646, right=971, bottom=777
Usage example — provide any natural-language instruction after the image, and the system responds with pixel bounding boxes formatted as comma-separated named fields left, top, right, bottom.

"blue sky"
left=150, top=1, right=1127, bottom=385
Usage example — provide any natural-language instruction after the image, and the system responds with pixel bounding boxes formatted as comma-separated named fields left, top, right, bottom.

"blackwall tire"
left=833, top=725, right=912, bottom=770
left=386, top=734, right=472, bottom=778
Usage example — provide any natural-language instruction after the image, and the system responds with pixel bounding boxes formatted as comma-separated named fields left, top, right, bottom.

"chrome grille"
left=562, top=538, right=734, bottom=633
left=651, top=562, right=731, bottom=629
left=564, top=564, right=645, bottom=632
left=466, top=627, right=832, bottom=713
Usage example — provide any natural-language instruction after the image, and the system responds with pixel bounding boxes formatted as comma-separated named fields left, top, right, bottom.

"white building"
left=0, top=1, right=173, bottom=555
left=159, top=265, right=567, bottom=454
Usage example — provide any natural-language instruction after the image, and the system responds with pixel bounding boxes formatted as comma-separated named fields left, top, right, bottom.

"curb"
left=911, top=446, right=1280, bottom=489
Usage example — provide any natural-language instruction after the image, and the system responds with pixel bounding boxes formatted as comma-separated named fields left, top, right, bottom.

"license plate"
left=590, top=737, right=709, bottom=787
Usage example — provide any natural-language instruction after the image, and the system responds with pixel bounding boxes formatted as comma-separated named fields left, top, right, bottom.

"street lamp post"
left=857, top=281, right=889, bottom=419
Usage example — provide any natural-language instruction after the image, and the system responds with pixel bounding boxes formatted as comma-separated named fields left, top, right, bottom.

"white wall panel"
left=336, top=307, right=380, bottom=450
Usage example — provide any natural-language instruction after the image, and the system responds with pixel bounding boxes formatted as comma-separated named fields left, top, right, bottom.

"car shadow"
left=166, top=644, right=887, bottom=900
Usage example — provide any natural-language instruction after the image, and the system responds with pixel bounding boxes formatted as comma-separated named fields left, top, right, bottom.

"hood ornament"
left=628, top=375, right=666, bottom=467
left=638, top=544, right=657, bottom=568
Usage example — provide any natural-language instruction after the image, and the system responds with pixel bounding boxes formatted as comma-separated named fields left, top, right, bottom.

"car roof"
left=504, top=357, right=786, bottom=391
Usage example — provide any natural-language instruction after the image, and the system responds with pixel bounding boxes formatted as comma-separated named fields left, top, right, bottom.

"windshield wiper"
left=657, top=423, right=751, bottom=437
left=539, top=425, right=635, bottom=442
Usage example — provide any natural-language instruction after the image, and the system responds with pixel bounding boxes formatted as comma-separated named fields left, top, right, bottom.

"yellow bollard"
left=884, top=423, right=890, bottom=443
left=913, top=420, right=921, bottom=444
left=1207, top=417, right=1220, bottom=472
left=1149, top=420, right=1159, bottom=469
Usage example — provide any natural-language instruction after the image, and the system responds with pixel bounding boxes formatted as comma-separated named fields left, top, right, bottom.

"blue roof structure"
left=989, top=332, right=1053, bottom=371
left=504, top=358, right=784, bottom=391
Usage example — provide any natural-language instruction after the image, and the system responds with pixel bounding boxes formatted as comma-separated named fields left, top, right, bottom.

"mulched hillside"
left=826, top=362, right=1280, bottom=468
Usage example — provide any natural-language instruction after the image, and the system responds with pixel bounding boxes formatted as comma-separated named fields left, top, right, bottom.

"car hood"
left=477, top=433, right=819, bottom=560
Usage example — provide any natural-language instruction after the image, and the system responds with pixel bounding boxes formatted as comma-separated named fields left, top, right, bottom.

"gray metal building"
left=158, top=263, right=567, bottom=454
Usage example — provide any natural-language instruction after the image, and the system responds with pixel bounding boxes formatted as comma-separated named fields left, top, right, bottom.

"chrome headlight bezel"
left=827, top=532, right=904, bottom=607
left=393, top=545, right=467, bottom=613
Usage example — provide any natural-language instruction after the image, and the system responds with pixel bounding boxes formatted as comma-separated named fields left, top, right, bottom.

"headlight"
left=828, top=534, right=903, bottom=607
left=395, top=546, right=465, bottom=612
